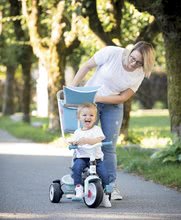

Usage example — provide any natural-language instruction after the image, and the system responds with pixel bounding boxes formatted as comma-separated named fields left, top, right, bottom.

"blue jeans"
left=96, top=103, right=124, bottom=184
left=72, top=158, right=109, bottom=187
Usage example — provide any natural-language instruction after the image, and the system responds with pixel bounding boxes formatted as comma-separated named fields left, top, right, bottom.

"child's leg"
left=72, top=158, right=88, bottom=199
left=72, top=158, right=88, bottom=185
left=72, top=158, right=89, bottom=185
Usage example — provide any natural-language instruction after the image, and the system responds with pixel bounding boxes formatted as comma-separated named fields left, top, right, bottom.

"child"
left=70, top=103, right=111, bottom=208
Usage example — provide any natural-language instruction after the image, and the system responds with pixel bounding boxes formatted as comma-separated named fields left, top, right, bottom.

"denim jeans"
left=96, top=103, right=124, bottom=184
left=72, top=158, right=109, bottom=187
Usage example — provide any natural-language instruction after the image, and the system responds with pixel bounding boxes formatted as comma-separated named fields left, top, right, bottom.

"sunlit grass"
left=126, top=109, right=171, bottom=148
left=0, top=116, right=60, bottom=143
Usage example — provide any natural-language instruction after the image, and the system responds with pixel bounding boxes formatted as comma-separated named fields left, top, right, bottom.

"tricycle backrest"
left=57, top=86, right=99, bottom=136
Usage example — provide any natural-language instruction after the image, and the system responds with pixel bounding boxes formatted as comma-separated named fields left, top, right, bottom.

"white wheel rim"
left=49, top=185, right=54, bottom=201
left=84, top=183, right=97, bottom=206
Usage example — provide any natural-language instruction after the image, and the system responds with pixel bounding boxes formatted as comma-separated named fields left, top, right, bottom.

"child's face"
left=79, top=107, right=97, bottom=130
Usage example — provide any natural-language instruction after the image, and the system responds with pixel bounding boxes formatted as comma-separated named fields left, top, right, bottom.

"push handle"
left=102, top=141, right=112, bottom=146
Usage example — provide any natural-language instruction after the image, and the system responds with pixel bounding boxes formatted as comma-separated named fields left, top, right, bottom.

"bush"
left=151, top=136, right=181, bottom=163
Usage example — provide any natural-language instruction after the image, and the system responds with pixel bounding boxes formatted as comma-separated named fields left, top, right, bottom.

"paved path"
left=0, top=129, right=181, bottom=220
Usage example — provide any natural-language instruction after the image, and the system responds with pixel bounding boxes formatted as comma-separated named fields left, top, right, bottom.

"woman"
left=70, top=41, right=155, bottom=200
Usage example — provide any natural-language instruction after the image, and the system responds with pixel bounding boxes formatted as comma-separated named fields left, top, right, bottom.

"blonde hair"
left=77, top=103, right=97, bottom=119
left=123, top=41, right=155, bottom=78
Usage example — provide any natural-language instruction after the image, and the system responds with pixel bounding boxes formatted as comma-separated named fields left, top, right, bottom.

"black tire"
left=49, top=182, right=63, bottom=203
left=84, top=180, right=103, bottom=208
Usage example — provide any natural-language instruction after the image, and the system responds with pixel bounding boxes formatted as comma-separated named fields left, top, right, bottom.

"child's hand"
left=68, top=138, right=78, bottom=145
left=76, top=138, right=91, bottom=145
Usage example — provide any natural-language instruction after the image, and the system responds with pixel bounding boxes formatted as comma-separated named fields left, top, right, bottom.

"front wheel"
left=49, top=182, right=63, bottom=203
left=84, top=181, right=103, bottom=208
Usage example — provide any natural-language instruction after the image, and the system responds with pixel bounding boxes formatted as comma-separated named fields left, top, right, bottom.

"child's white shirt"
left=85, top=46, right=145, bottom=96
left=73, top=125, right=105, bottom=160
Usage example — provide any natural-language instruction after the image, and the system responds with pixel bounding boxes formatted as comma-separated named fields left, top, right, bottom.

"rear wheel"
left=84, top=181, right=103, bottom=208
left=49, top=182, right=63, bottom=203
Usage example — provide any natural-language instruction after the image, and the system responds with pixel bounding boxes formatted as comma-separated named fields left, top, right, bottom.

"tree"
left=74, top=0, right=160, bottom=138
left=21, top=0, right=80, bottom=129
left=128, top=0, right=181, bottom=137
left=9, top=0, right=34, bottom=123
left=0, top=1, right=18, bottom=115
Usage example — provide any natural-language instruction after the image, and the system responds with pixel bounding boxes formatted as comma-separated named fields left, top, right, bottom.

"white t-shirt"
left=73, top=125, right=105, bottom=160
left=85, top=46, right=145, bottom=96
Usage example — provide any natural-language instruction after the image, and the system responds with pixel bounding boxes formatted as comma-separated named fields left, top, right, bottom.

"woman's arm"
left=70, top=57, right=97, bottom=86
left=95, top=88, right=134, bottom=104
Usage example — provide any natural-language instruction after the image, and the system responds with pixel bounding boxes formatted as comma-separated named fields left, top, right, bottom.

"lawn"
left=116, top=109, right=181, bottom=191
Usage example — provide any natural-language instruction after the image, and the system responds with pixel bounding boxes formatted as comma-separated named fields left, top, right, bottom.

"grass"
left=116, top=146, right=181, bottom=191
left=116, top=109, right=181, bottom=191
left=0, top=109, right=180, bottom=191
left=0, top=116, right=60, bottom=143
left=123, top=109, right=171, bottom=148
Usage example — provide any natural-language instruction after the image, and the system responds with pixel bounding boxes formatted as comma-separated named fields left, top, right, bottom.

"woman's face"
left=128, top=50, right=143, bottom=71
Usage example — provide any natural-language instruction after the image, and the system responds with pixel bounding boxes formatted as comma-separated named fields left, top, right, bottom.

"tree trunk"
left=47, top=45, right=65, bottom=131
left=120, top=98, right=132, bottom=138
left=21, top=59, right=32, bottom=123
left=2, top=65, right=16, bottom=115
left=164, top=39, right=181, bottom=136
left=128, top=0, right=181, bottom=137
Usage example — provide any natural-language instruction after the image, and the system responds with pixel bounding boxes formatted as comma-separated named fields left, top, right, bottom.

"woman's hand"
left=95, top=94, right=102, bottom=103
left=95, top=89, right=134, bottom=104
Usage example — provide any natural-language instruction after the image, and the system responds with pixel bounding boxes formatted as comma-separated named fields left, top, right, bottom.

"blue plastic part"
left=102, top=141, right=112, bottom=146
left=68, top=141, right=112, bottom=150
left=72, top=197, right=82, bottom=202
left=59, top=99, right=78, bottom=133
left=104, top=184, right=113, bottom=193
left=69, top=145, right=78, bottom=150
left=57, top=86, right=100, bottom=134
left=64, top=86, right=100, bottom=105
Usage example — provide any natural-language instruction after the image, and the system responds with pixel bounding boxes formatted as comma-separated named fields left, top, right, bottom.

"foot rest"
left=72, top=196, right=82, bottom=202
left=105, top=184, right=113, bottom=194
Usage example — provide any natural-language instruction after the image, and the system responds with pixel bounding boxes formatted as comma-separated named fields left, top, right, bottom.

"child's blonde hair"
left=77, top=103, right=97, bottom=119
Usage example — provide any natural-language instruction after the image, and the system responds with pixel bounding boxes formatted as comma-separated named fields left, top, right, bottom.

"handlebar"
left=68, top=141, right=112, bottom=150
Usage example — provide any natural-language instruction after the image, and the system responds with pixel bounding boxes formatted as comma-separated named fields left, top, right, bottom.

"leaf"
left=162, top=156, right=177, bottom=163
left=177, top=154, right=181, bottom=162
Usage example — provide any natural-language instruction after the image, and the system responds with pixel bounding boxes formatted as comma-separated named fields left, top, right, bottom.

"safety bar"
left=68, top=141, right=112, bottom=150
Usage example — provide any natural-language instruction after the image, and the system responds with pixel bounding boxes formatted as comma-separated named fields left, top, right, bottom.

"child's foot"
left=72, top=184, right=83, bottom=201
left=102, top=193, right=112, bottom=208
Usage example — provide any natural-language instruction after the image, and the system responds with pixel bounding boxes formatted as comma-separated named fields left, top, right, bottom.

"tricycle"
left=49, top=86, right=112, bottom=208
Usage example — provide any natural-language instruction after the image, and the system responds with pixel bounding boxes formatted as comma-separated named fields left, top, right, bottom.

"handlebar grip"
left=68, top=145, right=78, bottom=150
left=102, top=141, right=112, bottom=146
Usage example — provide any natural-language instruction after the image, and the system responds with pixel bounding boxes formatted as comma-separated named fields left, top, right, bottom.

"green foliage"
left=153, top=33, right=166, bottom=70
left=121, top=2, right=153, bottom=46
left=117, top=146, right=181, bottom=191
left=126, top=112, right=170, bottom=148
left=0, top=116, right=60, bottom=143
left=151, top=137, right=181, bottom=163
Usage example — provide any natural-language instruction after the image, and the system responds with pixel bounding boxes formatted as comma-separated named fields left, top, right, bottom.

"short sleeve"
left=94, top=46, right=120, bottom=66
left=93, top=126, right=105, bottom=139
left=130, top=76, right=144, bottom=92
